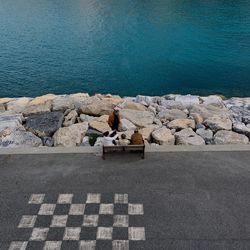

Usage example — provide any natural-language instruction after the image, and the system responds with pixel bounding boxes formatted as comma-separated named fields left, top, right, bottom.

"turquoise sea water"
left=0, top=0, right=250, bottom=98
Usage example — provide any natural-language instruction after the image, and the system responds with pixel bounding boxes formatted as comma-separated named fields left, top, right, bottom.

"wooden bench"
left=102, top=145, right=145, bottom=160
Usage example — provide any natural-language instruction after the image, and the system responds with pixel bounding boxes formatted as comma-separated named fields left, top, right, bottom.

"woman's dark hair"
left=121, top=134, right=126, bottom=139
left=110, top=131, right=117, bottom=137
left=103, top=131, right=110, bottom=137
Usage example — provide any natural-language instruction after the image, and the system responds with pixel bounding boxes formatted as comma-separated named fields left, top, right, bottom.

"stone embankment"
left=0, top=93, right=250, bottom=148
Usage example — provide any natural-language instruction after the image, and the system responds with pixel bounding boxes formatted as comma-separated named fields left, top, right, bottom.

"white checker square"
left=18, top=215, right=37, bottom=228
left=99, top=204, right=114, bottom=215
left=128, top=204, right=144, bottom=215
left=114, top=194, right=128, bottom=204
left=112, top=240, right=129, bottom=250
left=57, top=194, right=73, bottom=204
left=9, top=241, right=28, bottom=250
left=63, top=227, right=81, bottom=240
left=79, top=240, right=96, bottom=250
left=30, top=227, right=49, bottom=241
left=50, top=215, right=68, bottom=227
left=86, top=193, right=101, bottom=203
left=38, top=204, right=56, bottom=215
left=113, top=215, right=128, bottom=227
left=28, top=194, right=45, bottom=204
left=83, top=215, right=99, bottom=227
left=69, top=204, right=85, bottom=215
left=43, top=241, right=62, bottom=250
left=97, top=227, right=113, bottom=240
left=128, top=227, right=145, bottom=241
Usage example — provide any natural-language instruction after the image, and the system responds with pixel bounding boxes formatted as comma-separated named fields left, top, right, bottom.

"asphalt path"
left=0, top=151, right=250, bottom=250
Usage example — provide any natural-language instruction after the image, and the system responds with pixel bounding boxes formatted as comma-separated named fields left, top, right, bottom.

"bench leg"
left=141, top=150, right=145, bottom=159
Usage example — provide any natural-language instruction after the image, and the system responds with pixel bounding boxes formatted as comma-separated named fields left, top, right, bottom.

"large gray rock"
left=120, top=109, right=154, bottom=128
left=53, top=122, right=89, bottom=147
left=175, top=128, right=205, bottom=145
left=175, top=95, right=200, bottom=108
left=79, top=114, right=95, bottom=123
left=214, top=130, right=249, bottom=145
left=225, top=105, right=250, bottom=124
left=189, top=104, right=230, bottom=120
left=22, top=94, right=56, bottom=116
left=0, top=113, right=24, bottom=123
left=89, top=115, right=111, bottom=133
left=200, top=95, right=223, bottom=106
left=204, top=116, right=232, bottom=132
left=118, top=101, right=147, bottom=111
left=140, top=126, right=158, bottom=141
left=23, top=101, right=52, bottom=116
left=223, top=97, right=250, bottom=109
left=52, top=96, right=74, bottom=112
left=69, top=93, right=89, bottom=110
left=25, top=112, right=64, bottom=137
left=160, top=99, right=185, bottom=110
left=0, top=113, right=24, bottom=133
left=120, top=118, right=136, bottom=131
left=152, top=127, right=175, bottom=145
left=0, top=130, right=42, bottom=148
left=167, top=119, right=195, bottom=130
left=6, top=97, right=31, bottom=113
left=157, top=109, right=187, bottom=122
left=233, top=122, right=250, bottom=138
left=63, top=110, right=78, bottom=127
left=135, top=95, right=158, bottom=105
left=196, top=128, right=213, bottom=144
left=80, top=96, right=114, bottom=116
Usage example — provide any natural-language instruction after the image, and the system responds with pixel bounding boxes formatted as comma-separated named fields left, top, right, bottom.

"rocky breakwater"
left=0, top=93, right=250, bottom=148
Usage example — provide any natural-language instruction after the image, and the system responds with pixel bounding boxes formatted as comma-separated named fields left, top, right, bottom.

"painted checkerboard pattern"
left=9, top=193, right=145, bottom=250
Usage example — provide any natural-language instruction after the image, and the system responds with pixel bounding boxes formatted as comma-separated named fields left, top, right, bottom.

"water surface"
left=0, top=0, right=250, bottom=97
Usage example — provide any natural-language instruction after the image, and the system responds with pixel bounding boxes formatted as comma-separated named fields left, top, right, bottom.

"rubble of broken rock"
left=0, top=93, right=249, bottom=148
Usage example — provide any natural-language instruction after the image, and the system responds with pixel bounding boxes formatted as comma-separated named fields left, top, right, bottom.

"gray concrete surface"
left=1, top=151, right=250, bottom=249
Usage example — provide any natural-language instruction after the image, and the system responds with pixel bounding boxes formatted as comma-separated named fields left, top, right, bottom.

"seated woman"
left=103, top=131, right=118, bottom=146
left=130, top=128, right=144, bottom=145
left=117, top=133, right=130, bottom=146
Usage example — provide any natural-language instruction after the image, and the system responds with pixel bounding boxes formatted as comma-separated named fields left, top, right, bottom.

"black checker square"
left=129, top=215, right=145, bottom=227
left=25, top=205, right=40, bottom=215
left=54, top=204, right=70, bottom=215
left=46, top=227, right=65, bottom=241
left=26, top=241, right=44, bottom=250
left=98, top=214, right=113, bottom=227
left=43, top=193, right=58, bottom=204
left=114, top=204, right=128, bottom=215
left=100, top=193, right=114, bottom=203
left=71, top=194, right=87, bottom=204
left=80, top=227, right=97, bottom=240
left=129, top=241, right=147, bottom=250
left=66, top=215, right=84, bottom=227
left=113, top=227, right=128, bottom=240
left=61, top=240, right=79, bottom=250
left=34, top=215, right=52, bottom=227
left=84, top=203, right=100, bottom=214
left=12, top=228, right=32, bottom=241
left=96, top=240, right=112, bottom=250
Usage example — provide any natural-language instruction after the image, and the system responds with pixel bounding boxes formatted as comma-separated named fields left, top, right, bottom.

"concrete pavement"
left=0, top=151, right=250, bottom=249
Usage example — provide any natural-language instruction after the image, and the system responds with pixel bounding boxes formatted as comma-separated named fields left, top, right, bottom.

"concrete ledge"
left=0, top=144, right=250, bottom=155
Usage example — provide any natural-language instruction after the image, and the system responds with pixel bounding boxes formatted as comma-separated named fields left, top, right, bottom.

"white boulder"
left=53, top=122, right=88, bottom=147
left=152, top=127, right=175, bottom=145
left=175, top=128, right=205, bottom=145
left=214, top=130, right=249, bottom=144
